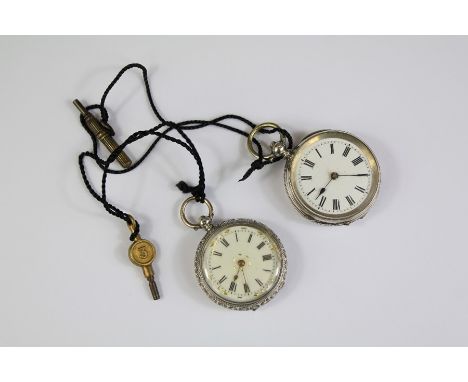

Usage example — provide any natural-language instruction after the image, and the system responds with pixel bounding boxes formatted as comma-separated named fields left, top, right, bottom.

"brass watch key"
left=73, top=99, right=132, bottom=169
left=127, top=217, right=160, bottom=300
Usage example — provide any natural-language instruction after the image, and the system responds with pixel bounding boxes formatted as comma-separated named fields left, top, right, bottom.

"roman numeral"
left=220, top=238, right=229, bottom=247
left=330, top=143, right=334, bottom=154
left=333, top=199, right=340, bottom=211
left=244, top=283, right=250, bottom=293
left=255, top=278, right=263, bottom=287
left=235, top=232, right=238, bottom=242
left=229, top=281, right=237, bottom=292
left=257, top=242, right=265, bottom=250
left=218, top=275, right=227, bottom=284
left=212, top=265, right=221, bottom=270
left=262, top=254, right=272, bottom=261
left=307, top=187, right=316, bottom=196
left=346, top=195, right=355, bottom=206
left=343, top=146, right=351, bottom=157
left=319, top=196, right=326, bottom=208
left=355, top=185, right=366, bottom=193
left=315, top=148, right=322, bottom=158
left=213, top=251, right=222, bottom=256
left=352, top=156, right=363, bottom=166
left=248, top=233, right=252, bottom=243
left=303, top=159, right=315, bottom=168
left=301, top=175, right=312, bottom=180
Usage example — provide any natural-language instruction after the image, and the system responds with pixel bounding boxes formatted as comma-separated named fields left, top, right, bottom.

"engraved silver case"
left=284, top=130, right=381, bottom=225
left=194, top=218, right=287, bottom=311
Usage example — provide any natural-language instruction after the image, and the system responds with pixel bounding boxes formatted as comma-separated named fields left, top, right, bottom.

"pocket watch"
left=180, top=196, right=287, bottom=310
left=248, top=125, right=381, bottom=225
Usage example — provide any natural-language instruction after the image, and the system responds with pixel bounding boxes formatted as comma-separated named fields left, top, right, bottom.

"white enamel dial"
left=285, top=130, right=380, bottom=224
left=201, top=223, right=282, bottom=304
left=295, top=138, right=371, bottom=214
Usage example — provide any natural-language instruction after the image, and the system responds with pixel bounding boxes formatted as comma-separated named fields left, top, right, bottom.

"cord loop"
left=126, top=215, right=141, bottom=241
left=77, top=63, right=293, bottom=240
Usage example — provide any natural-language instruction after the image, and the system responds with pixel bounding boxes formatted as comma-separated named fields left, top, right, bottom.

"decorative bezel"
left=194, top=218, right=287, bottom=311
left=284, top=130, right=381, bottom=225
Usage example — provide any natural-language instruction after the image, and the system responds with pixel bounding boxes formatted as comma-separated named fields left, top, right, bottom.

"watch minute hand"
left=337, top=173, right=369, bottom=177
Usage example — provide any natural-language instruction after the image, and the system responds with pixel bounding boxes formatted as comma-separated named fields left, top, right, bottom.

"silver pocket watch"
left=180, top=196, right=287, bottom=310
left=248, top=124, right=381, bottom=225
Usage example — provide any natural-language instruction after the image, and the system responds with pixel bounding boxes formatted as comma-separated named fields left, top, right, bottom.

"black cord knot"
left=176, top=181, right=206, bottom=202
left=251, top=158, right=266, bottom=171
left=239, top=158, right=266, bottom=181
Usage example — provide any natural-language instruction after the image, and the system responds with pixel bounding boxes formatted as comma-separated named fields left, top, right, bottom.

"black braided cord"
left=77, top=63, right=293, bottom=240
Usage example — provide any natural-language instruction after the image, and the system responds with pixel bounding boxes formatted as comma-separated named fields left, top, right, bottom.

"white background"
left=1, top=36, right=467, bottom=346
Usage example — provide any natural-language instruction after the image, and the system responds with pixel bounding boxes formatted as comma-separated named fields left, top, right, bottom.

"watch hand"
left=241, top=268, right=250, bottom=294
left=315, top=185, right=328, bottom=199
left=233, top=259, right=246, bottom=281
left=241, top=268, right=247, bottom=282
left=336, top=173, right=369, bottom=177
left=315, top=172, right=338, bottom=199
left=233, top=266, right=241, bottom=281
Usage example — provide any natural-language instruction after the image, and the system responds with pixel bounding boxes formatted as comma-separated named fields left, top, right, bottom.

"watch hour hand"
left=315, top=173, right=337, bottom=199
left=241, top=268, right=250, bottom=294
left=315, top=187, right=326, bottom=200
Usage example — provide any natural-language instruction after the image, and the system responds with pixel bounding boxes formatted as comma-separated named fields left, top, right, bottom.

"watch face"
left=195, top=219, right=287, bottom=310
left=285, top=130, right=380, bottom=224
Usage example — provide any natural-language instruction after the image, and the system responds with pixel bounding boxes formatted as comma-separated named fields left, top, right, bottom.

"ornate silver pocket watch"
left=180, top=196, right=287, bottom=310
left=247, top=124, right=381, bottom=225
